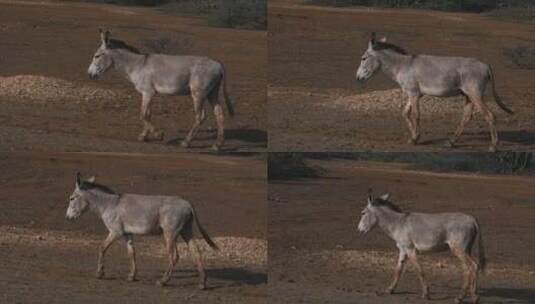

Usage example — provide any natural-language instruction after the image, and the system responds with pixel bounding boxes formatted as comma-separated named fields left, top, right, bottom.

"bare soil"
left=0, top=0, right=266, bottom=152
left=0, top=152, right=267, bottom=303
left=269, top=159, right=535, bottom=303
left=269, top=0, right=535, bottom=151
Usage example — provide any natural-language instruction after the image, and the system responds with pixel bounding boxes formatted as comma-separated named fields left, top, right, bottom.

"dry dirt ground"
left=269, top=0, right=535, bottom=152
left=0, top=152, right=267, bottom=303
left=269, top=159, right=535, bottom=303
left=0, top=0, right=266, bottom=152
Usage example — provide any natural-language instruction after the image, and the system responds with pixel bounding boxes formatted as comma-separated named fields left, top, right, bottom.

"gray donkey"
left=356, top=32, right=513, bottom=152
left=357, top=190, right=485, bottom=304
left=65, top=173, right=219, bottom=289
left=87, top=29, right=234, bottom=151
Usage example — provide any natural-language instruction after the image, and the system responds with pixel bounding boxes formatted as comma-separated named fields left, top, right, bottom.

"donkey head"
left=65, top=173, right=95, bottom=220
left=357, top=189, right=390, bottom=234
left=355, top=32, right=387, bottom=82
left=87, top=29, right=114, bottom=80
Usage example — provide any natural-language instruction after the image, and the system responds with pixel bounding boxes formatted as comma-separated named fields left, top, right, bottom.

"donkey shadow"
left=171, top=267, right=266, bottom=290
left=166, top=128, right=267, bottom=149
left=480, top=287, right=535, bottom=304
left=417, top=130, right=535, bottom=148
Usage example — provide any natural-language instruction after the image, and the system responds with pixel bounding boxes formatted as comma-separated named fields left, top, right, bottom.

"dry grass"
left=0, top=75, right=121, bottom=103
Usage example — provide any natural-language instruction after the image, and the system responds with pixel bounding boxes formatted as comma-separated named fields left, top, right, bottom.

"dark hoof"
left=446, top=139, right=456, bottom=148
left=152, top=130, right=164, bottom=141
left=454, top=296, right=463, bottom=304
left=96, top=270, right=104, bottom=279
left=472, top=295, right=480, bottom=304
left=127, top=276, right=137, bottom=282
left=210, top=144, right=221, bottom=152
left=156, top=280, right=167, bottom=287
left=180, top=141, right=190, bottom=148
left=488, top=146, right=497, bottom=152
left=199, top=283, right=206, bottom=290
left=137, top=134, right=147, bottom=142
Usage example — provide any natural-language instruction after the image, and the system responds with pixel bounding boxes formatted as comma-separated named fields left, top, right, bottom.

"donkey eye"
left=94, top=55, right=101, bottom=59
left=70, top=197, right=75, bottom=201
left=361, top=57, right=367, bottom=61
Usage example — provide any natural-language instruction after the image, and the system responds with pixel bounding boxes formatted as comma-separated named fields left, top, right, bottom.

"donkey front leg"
left=125, top=234, right=137, bottom=282
left=403, top=94, right=421, bottom=145
left=96, top=232, right=120, bottom=279
left=138, top=91, right=164, bottom=142
left=181, top=92, right=207, bottom=148
left=156, top=231, right=179, bottom=286
left=386, top=250, right=407, bottom=294
left=408, top=250, right=429, bottom=299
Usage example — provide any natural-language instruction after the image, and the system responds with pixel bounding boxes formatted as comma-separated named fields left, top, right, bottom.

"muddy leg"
left=408, top=250, right=429, bottom=299
left=156, top=231, right=179, bottom=286
left=471, top=95, right=498, bottom=152
left=386, top=250, right=407, bottom=294
left=212, top=102, right=225, bottom=152
left=451, top=248, right=472, bottom=303
left=403, top=95, right=420, bottom=144
left=449, top=97, right=474, bottom=148
left=138, top=91, right=163, bottom=142
left=96, top=232, right=120, bottom=279
left=410, top=95, right=421, bottom=144
left=466, top=255, right=480, bottom=304
left=181, top=222, right=207, bottom=290
left=181, top=92, right=207, bottom=148
left=125, top=234, right=137, bottom=281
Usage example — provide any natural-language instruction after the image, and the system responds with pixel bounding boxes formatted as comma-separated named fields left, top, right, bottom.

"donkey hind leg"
left=468, top=94, right=498, bottom=152
left=407, top=250, right=429, bottom=300
left=451, top=247, right=474, bottom=304
left=465, top=254, right=480, bottom=304
left=403, top=95, right=421, bottom=145
left=181, top=91, right=207, bottom=148
left=156, top=230, right=179, bottom=287
left=207, top=86, right=225, bottom=151
left=96, top=232, right=120, bottom=279
left=125, top=234, right=137, bottom=281
left=448, top=96, right=474, bottom=148
left=138, top=91, right=164, bottom=142
left=181, top=220, right=207, bottom=290
left=386, top=250, right=407, bottom=294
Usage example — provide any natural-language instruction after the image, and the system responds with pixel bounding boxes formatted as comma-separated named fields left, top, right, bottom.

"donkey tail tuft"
left=191, top=205, right=219, bottom=251
left=220, top=64, right=235, bottom=118
left=474, top=219, right=486, bottom=273
left=488, top=65, right=513, bottom=115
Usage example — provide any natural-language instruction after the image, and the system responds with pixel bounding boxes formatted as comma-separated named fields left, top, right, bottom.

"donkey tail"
left=488, top=65, right=513, bottom=115
left=220, top=64, right=235, bottom=118
left=473, top=219, right=486, bottom=273
left=191, top=205, right=219, bottom=251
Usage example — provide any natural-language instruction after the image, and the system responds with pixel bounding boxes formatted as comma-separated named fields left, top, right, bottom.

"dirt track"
left=0, top=152, right=267, bottom=303
left=0, top=0, right=266, bottom=152
left=269, top=159, right=535, bottom=303
left=269, top=1, right=535, bottom=152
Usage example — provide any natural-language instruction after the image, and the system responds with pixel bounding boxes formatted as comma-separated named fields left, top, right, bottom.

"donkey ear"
left=380, top=193, right=391, bottom=201
left=99, top=28, right=110, bottom=45
left=370, top=32, right=376, bottom=44
left=367, top=187, right=373, bottom=203
left=76, top=172, right=81, bottom=187
left=379, top=36, right=387, bottom=43
left=86, top=176, right=96, bottom=183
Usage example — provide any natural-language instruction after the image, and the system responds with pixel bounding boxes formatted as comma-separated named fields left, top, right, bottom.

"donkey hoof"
left=137, top=134, right=147, bottom=142
left=385, top=288, right=394, bottom=295
left=422, top=293, right=430, bottom=300
left=156, top=280, right=167, bottom=287
left=127, top=275, right=137, bottom=282
left=472, top=295, right=480, bottom=304
left=454, top=296, right=463, bottom=304
left=96, top=270, right=104, bottom=279
left=198, top=283, right=206, bottom=290
left=488, top=146, right=497, bottom=152
left=152, top=130, right=164, bottom=141
left=446, top=139, right=456, bottom=148
left=180, top=141, right=190, bottom=148
left=407, top=138, right=419, bottom=145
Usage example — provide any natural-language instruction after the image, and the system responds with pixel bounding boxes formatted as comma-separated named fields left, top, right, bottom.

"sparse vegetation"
left=504, top=46, right=535, bottom=69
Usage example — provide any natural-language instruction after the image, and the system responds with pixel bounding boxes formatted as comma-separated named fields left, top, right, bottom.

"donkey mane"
left=372, top=198, right=404, bottom=213
left=373, top=41, right=408, bottom=55
left=107, top=39, right=142, bottom=54
left=80, top=181, right=118, bottom=195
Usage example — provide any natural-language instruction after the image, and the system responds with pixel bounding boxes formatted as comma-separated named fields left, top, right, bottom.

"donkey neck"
left=375, top=207, right=406, bottom=239
left=378, top=51, right=412, bottom=83
left=84, top=190, right=120, bottom=216
left=111, top=49, right=146, bottom=80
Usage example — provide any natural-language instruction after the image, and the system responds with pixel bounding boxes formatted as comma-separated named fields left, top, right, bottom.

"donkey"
left=87, top=29, right=235, bottom=151
left=356, top=32, right=513, bottom=152
left=65, top=173, right=219, bottom=289
left=357, top=190, right=485, bottom=304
